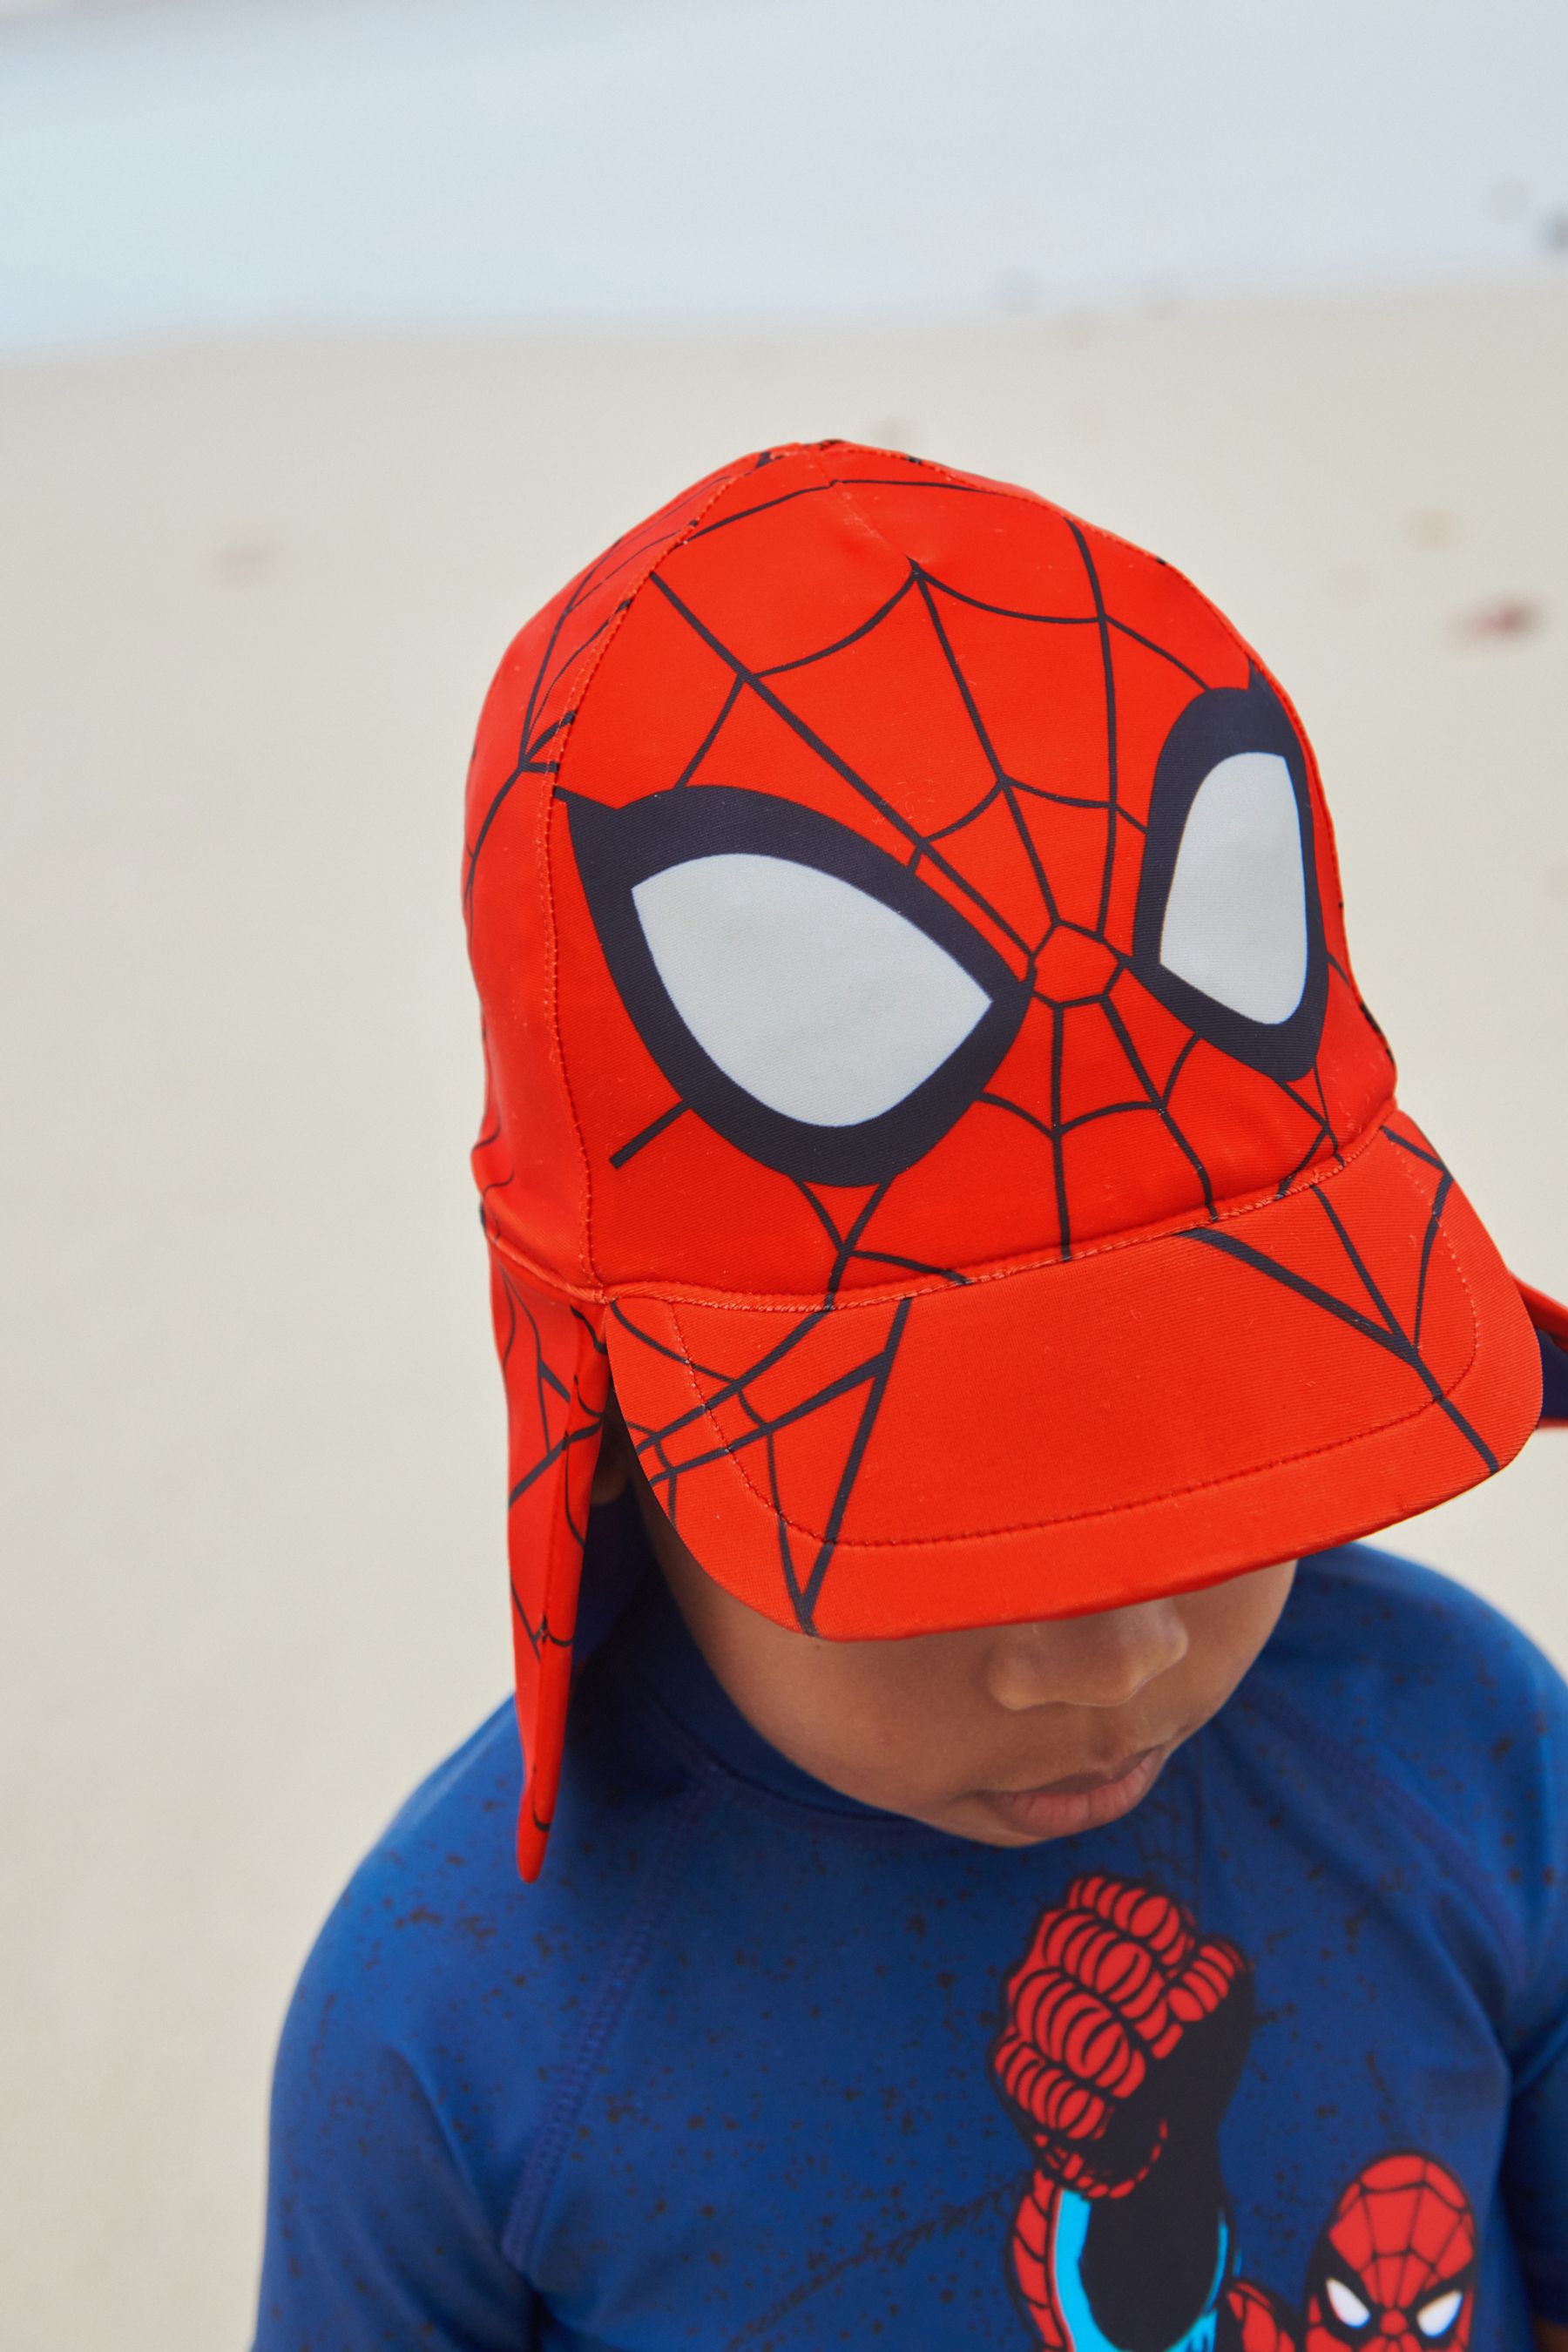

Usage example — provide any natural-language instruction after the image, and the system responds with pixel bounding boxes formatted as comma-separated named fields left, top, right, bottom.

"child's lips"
left=973, top=1742, right=1170, bottom=1839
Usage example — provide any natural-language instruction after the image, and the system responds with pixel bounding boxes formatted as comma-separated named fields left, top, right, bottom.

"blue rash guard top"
left=253, top=1517, right=1568, bottom=2352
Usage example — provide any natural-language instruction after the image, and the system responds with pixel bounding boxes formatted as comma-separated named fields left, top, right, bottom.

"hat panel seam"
left=840, top=440, right=1381, bottom=1046
left=542, top=457, right=773, bottom=1288
left=487, top=1094, right=1395, bottom=1311
left=818, top=439, right=1267, bottom=704
left=654, top=1102, right=1388, bottom=1313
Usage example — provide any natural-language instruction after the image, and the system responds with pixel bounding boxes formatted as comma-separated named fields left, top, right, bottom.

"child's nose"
left=984, top=1598, right=1190, bottom=1713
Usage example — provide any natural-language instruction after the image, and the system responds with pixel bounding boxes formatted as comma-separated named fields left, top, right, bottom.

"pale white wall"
left=3, top=0, right=1568, bottom=352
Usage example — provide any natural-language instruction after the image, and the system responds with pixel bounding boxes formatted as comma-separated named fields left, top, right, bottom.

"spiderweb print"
left=466, top=445, right=1490, bottom=1673
left=1190, top=1114, right=1497, bottom=1474
left=463, top=459, right=750, bottom=930
left=494, top=1260, right=606, bottom=1628
left=614, top=485, right=1357, bottom=1229
left=465, top=455, right=758, bottom=1855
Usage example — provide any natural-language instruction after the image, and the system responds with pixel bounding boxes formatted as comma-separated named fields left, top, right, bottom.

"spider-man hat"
left=464, top=442, right=1568, bottom=1876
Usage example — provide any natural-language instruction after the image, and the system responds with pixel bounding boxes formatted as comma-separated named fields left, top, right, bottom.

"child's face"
left=600, top=1433, right=1295, bottom=1846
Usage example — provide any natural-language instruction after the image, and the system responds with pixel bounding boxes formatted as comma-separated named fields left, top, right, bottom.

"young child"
left=253, top=443, right=1568, bottom=2351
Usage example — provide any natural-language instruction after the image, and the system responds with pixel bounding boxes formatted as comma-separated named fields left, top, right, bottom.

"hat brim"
left=607, top=1107, right=1545, bottom=1638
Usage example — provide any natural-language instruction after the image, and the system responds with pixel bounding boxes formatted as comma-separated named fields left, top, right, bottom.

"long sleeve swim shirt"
left=253, top=1517, right=1568, bottom=2350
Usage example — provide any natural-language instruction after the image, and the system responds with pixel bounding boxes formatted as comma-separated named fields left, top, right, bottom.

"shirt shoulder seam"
left=1512, top=1986, right=1568, bottom=2099
left=500, top=1776, right=716, bottom=2274
left=1243, top=1678, right=1530, bottom=1997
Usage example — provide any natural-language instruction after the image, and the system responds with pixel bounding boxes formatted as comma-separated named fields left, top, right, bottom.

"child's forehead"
left=562, top=455, right=1251, bottom=964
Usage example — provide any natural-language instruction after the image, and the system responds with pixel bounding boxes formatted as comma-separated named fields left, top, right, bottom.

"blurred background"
left=3, top=3, right=1566, bottom=2344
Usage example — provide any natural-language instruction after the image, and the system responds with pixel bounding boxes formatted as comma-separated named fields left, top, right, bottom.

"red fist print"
left=993, top=1872, right=1252, bottom=2200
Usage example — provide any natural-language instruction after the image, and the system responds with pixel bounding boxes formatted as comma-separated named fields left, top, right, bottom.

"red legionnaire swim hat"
left=463, top=441, right=1568, bottom=1878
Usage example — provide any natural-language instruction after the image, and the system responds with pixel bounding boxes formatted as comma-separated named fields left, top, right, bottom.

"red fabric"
left=463, top=442, right=1546, bottom=1876
left=992, top=1873, right=1247, bottom=2201
left=1303, top=2154, right=1477, bottom=2352
left=604, top=1111, right=1538, bottom=1637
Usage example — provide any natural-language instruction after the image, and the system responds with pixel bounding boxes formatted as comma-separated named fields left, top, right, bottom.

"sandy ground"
left=3, top=287, right=1566, bottom=2349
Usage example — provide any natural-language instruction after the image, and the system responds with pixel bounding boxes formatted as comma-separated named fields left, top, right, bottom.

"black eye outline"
left=1132, top=673, right=1328, bottom=1083
left=563, top=785, right=1031, bottom=1186
left=1412, top=2273, right=1474, bottom=2347
left=1317, top=2273, right=1376, bottom=2339
left=1326, top=2276, right=1373, bottom=2333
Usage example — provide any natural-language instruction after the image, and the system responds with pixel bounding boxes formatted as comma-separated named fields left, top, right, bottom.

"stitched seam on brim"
left=659, top=1344, right=1488, bottom=1552
left=653, top=1146, right=1493, bottom=1549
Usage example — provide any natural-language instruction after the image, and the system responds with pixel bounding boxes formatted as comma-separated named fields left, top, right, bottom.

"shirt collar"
left=582, top=1492, right=902, bottom=1819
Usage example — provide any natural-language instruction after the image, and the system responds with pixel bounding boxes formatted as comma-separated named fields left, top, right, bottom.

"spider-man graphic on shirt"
left=992, top=1875, right=1479, bottom=2352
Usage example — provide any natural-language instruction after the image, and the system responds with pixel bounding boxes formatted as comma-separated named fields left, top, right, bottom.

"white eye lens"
left=1326, top=2278, right=1373, bottom=2330
left=1159, top=750, right=1309, bottom=1024
left=1416, top=2291, right=1463, bottom=2338
left=632, top=852, right=990, bottom=1128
